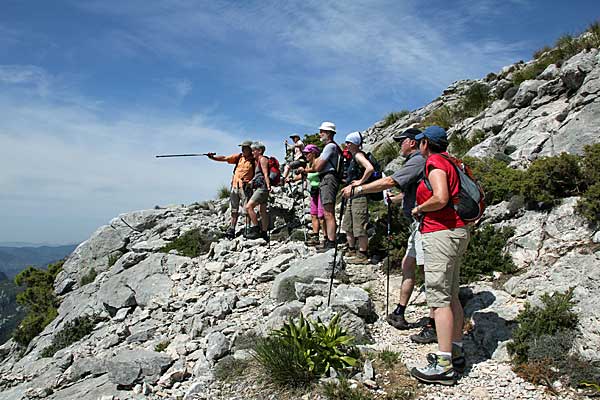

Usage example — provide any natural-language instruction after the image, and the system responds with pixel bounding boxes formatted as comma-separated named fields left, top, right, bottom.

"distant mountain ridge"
left=0, top=245, right=77, bottom=279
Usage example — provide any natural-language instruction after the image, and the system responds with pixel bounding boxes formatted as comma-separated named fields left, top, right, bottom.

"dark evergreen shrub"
left=79, top=268, right=97, bottom=286
left=40, top=314, right=102, bottom=357
left=460, top=224, right=517, bottom=284
left=449, top=129, right=486, bottom=158
left=524, top=153, right=585, bottom=205
left=576, top=182, right=600, bottom=224
left=160, top=228, right=221, bottom=257
left=382, top=110, right=409, bottom=128
left=464, top=157, right=527, bottom=206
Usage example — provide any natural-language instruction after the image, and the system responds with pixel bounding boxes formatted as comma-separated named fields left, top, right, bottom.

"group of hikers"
left=207, top=121, right=473, bottom=385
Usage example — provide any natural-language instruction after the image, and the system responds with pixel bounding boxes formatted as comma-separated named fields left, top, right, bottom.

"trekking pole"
left=155, top=153, right=213, bottom=158
left=327, top=197, right=347, bottom=307
left=300, top=175, right=308, bottom=242
left=386, top=198, right=392, bottom=317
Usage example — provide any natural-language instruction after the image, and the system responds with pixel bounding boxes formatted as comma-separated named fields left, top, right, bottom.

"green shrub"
left=107, top=252, right=121, bottom=267
left=322, top=378, right=372, bottom=400
left=577, top=182, right=600, bottom=224
left=382, top=111, right=409, bottom=128
left=159, top=228, right=220, bottom=257
left=420, top=105, right=458, bottom=130
left=449, top=129, right=486, bottom=158
left=460, top=224, right=517, bottom=284
left=217, top=185, right=231, bottom=200
left=253, top=314, right=359, bottom=386
left=13, top=260, right=64, bottom=347
left=40, top=314, right=102, bottom=357
left=377, top=349, right=400, bottom=369
left=524, top=153, right=585, bottom=205
left=533, top=45, right=552, bottom=59
left=79, top=268, right=97, bottom=286
left=372, top=141, right=400, bottom=168
left=155, top=340, right=170, bottom=352
left=582, top=143, right=600, bottom=185
left=584, top=20, right=600, bottom=49
left=508, top=288, right=578, bottom=365
left=368, top=202, right=412, bottom=266
left=464, top=157, right=527, bottom=206
left=459, top=83, right=492, bottom=117
left=302, top=132, right=322, bottom=147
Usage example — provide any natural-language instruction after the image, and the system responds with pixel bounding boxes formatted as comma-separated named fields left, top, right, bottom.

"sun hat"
left=302, top=144, right=321, bottom=155
left=393, top=128, right=422, bottom=142
left=238, top=140, right=253, bottom=147
left=345, top=131, right=362, bottom=146
left=318, top=121, right=336, bottom=133
left=415, top=126, right=448, bottom=145
left=289, top=134, right=301, bottom=139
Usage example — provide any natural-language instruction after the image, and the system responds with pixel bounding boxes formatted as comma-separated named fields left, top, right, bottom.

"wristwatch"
left=357, top=185, right=363, bottom=194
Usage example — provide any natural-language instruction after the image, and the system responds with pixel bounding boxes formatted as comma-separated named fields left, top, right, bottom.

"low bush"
left=576, top=182, right=600, bottom=224
left=524, top=153, right=585, bottom=205
left=40, top=314, right=102, bottom=357
left=372, top=141, right=400, bottom=168
left=377, top=349, right=400, bottom=369
left=79, top=268, right=97, bottom=286
left=107, top=252, right=121, bottom=267
left=420, top=105, right=458, bottom=130
left=155, top=340, right=170, bottom=352
left=302, top=132, right=322, bottom=147
left=449, top=129, right=486, bottom=158
left=368, top=202, right=412, bottom=266
left=464, top=157, right=527, bottom=206
left=217, top=185, right=231, bottom=200
left=508, top=288, right=578, bottom=365
left=460, top=83, right=492, bottom=118
left=253, top=314, right=359, bottom=386
left=322, top=378, right=371, bottom=400
left=13, top=260, right=64, bottom=347
left=582, top=143, right=600, bottom=185
left=382, top=111, right=409, bottom=128
left=460, top=224, right=517, bottom=284
left=159, top=228, right=221, bottom=257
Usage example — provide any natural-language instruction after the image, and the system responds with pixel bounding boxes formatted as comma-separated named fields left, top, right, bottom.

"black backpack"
left=346, top=151, right=384, bottom=201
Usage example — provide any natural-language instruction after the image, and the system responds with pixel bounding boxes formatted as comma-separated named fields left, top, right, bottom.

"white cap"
left=345, top=131, right=362, bottom=146
left=318, top=121, right=336, bottom=133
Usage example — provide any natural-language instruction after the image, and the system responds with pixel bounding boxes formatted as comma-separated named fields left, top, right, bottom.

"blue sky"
left=1, top=0, right=599, bottom=244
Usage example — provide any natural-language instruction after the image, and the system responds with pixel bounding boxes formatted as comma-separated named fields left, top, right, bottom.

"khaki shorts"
left=249, top=188, right=269, bottom=205
left=422, top=227, right=469, bottom=308
left=230, top=187, right=248, bottom=216
left=342, top=195, right=368, bottom=237
left=406, top=220, right=424, bottom=265
left=319, top=173, right=339, bottom=206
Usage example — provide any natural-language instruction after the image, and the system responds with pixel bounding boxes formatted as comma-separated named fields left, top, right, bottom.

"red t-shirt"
left=416, top=153, right=465, bottom=233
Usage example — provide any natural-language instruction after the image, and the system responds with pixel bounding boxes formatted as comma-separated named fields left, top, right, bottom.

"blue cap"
left=415, top=126, right=448, bottom=144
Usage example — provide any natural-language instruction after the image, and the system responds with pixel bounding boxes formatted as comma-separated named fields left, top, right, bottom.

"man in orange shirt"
left=208, top=140, right=255, bottom=238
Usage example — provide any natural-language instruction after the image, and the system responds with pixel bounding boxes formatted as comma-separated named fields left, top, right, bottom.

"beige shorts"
left=342, top=195, right=368, bottom=237
left=230, top=187, right=248, bottom=215
left=422, top=227, right=470, bottom=308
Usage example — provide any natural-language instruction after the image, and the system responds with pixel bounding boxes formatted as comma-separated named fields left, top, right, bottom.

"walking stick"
left=386, top=199, right=392, bottom=317
left=327, top=196, right=347, bottom=307
left=300, top=174, right=308, bottom=242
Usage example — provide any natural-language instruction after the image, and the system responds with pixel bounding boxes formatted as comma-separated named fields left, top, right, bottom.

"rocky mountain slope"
left=1, top=46, right=600, bottom=400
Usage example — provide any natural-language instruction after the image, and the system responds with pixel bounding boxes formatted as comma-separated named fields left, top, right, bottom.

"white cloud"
left=0, top=65, right=50, bottom=95
left=0, top=66, right=244, bottom=243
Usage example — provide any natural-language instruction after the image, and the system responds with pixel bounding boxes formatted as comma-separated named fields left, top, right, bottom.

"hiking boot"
left=306, top=233, right=320, bottom=246
left=317, top=239, right=336, bottom=253
left=410, top=353, right=456, bottom=385
left=245, top=226, right=261, bottom=240
left=344, top=248, right=357, bottom=258
left=225, top=226, right=236, bottom=239
left=260, top=230, right=269, bottom=243
left=345, top=251, right=369, bottom=264
left=386, top=313, right=411, bottom=330
left=452, top=344, right=466, bottom=374
left=410, top=325, right=438, bottom=344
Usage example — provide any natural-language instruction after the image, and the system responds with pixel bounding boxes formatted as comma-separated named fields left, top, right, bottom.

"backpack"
left=267, top=156, right=282, bottom=186
left=346, top=151, right=384, bottom=201
left=324, top=141, right=346, bottom=181
left=423, top=154, right=485, bottom=222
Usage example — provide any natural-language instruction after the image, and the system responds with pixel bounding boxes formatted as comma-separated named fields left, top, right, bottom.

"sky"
left=1, top=0, right=599, bottom=245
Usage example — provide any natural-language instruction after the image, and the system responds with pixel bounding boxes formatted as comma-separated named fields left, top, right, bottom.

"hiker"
left=207, top=140, right=254, bottom=238
left=290, top=144, right=326, bottom=246
left=409, top=126, right=470, bottom=385
left=282, top=134, right=306, bottom=181
left=245, top=141, right=272, bottom=241
left=341, top=128, right=433, bottom=333
left=297, top=122, right=341, bottom=251
left=341, top=132, right=374, bottom=264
